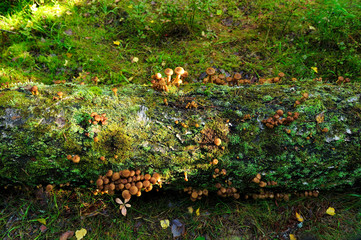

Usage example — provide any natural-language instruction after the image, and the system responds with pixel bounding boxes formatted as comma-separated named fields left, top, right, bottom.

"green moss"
left=95, top=123, right=133, bottom=161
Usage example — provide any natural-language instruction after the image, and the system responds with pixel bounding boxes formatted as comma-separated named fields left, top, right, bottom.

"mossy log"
left=1, top=81, right=361, bottom=194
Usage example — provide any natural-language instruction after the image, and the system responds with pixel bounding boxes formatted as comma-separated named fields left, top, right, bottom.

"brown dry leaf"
left=40, top=225, right=47, bottom=233
left=60, top=231, right=74, bottom=240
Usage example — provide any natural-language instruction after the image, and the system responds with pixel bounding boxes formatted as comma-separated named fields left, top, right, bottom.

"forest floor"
left=1, top=0, right=361, bottom=239
left=1, top=187, right=361, bottom=240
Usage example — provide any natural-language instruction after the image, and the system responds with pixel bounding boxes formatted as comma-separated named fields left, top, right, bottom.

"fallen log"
left=0, top=81, right=360, bottom=196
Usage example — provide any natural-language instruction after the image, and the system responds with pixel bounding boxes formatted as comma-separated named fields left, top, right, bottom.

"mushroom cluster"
left=95, top=169, right=161, bottom=199
left=67, top=154, right=80, bottom=163
left=212, top=168, right=227, bottom=178
left=184, top=187, right=209, bottom=201
left=294, top=190, right=319, bottom=198
left=248, top=191, right=290, bottom=201
left=294, top=92, right=309, bottom=107
left=89, top=112, right=108, bottom=125
left=53, top=80, right=66, bottom=84
left=203, top=68, right=249, bottom=86
left=336, top=76, right=351, bottom=85
left=53, top=92, right=64, bottom=100
left=252, top=173, right=277, bottom=188
left=185, top=101, right=198, bottom=109
left=215, top=182, right=240, bottom=199
left=151, top=67, right=188, bottom=92
left=258, top=72, right=285, bottom=84
left=262, top=109, right=299, bottom=129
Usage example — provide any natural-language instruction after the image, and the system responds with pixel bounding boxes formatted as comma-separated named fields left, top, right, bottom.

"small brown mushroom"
left=112, top=87, right=118, bottom=96
left=206, top=67, right=216, bottom=84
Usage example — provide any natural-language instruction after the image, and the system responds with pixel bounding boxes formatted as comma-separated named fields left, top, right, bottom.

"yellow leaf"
left=113, top=41, right=120, bottom=46
left=131, top=57, right=139, bottom=63
left=75, top=228, right=87, bottom=240
left=188, top=207, right=193, bottom=214
left=295, top=212, right=304, bottom=222
left=311, top=67, right=318, bottom=73
left=290, top=234, right=297, bottom=240
left=37, top=218, right=46, bottom=225
left=128, top=5, right=133, bottom=9
left=66, top=53, right=72, bottom=58
left=160, top=219, right=170, bottom=229
left=196, top=208, right=200, bottom=216
left=326, top=207, right=336, bottom=216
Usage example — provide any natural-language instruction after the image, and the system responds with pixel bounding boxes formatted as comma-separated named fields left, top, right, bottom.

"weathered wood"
left=0, top=81, right=360, bottom=194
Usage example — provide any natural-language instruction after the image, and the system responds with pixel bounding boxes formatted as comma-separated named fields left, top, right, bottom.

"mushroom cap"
left=112, top=87, right=118, bottom=92
left=278, top=72, right=285, bottom=78
left=150, top=177, right=156, bottom=184
left=122, top=190, right=131, bottom=200
left=181, top=71, right=188, bottom=78
left=174, top=67, right=185, bottom=76
left=191, top=191, right=198, bottom=199
left=212, top=159, right=218, bottom=165
left=143, top=180, right=150, bottom=188
left=144, top=174, right=151, bottom=181
left=96, top=179, right=103, bottom=186
left=135, top=169, right=141, bottom=175
left=45, top=184, right=53, bottom=192
left=136, top=181, right=143, bottom=189
left=109, top=183, right=116, bottom=191
left=206, top=67, right=216, bottom=76
left=164, top=68, right=173, bottom=76
left=276, top=109, right=284, bottom=116
left=31, top=86, right=38, bottom=91
left=214, top=138, right=222, bottom=146
left=125, top=183, right=131, bottom=189
left=66, top=155, right=72, bottom=160
left=112, top=172, right=120, bottom=181
left=57, top=92, right=63, bottom=97
left=155, top=73, right=162, bottom=80
left=72, top=155, right=80, bottom=163
left=129, top=186, right=139, bottom=195
left=215, top=183, right=222, bottom=188
left=130, top=170, right=135, bottom=177
left=153, top=173, right=161, bottom=181
left=233, top=73, right=242, bottom=80
left=122, top=170, right=131, bottom=178
left=106, top=170, right=113, bottom=177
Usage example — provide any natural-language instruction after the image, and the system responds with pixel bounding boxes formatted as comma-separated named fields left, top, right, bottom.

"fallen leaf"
left=60, top=231, right=74, bottom=240
left=113, top=41, right=120, bottom=46
left=196, top=208, right=200, bottom=216
left=131, top=57, right=139, bottom=63
left=311, top=67, right=318, bottom=73
left=160, top=219, right=170, bottom=229
left=188, top=206, right=193, bottom=214
left=326, top=207, right=336, bottom=216
left=295, top=212, right=304, bottom=222
left=75, top=228, right=87, bottom=240
left=290, top=234, right=297, bottom=240
left=66, top=53, right=72, bottom=58
left=37, top=218, right=46, bottom=225
left=40, top=225, right=47, bottom=233
left=171, top=219, right=185, bottom=238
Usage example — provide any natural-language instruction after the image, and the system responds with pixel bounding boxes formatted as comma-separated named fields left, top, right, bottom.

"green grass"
left=1, top=187, right=361, bottom=239
left=1, top=0, right=361, bottom=239
left=1, top=0, right=360, bottom=85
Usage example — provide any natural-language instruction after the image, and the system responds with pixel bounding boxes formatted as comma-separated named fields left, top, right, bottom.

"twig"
left=0, top=29, right=17, bottom=34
